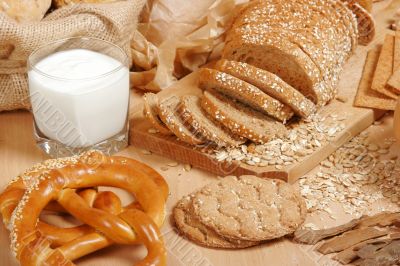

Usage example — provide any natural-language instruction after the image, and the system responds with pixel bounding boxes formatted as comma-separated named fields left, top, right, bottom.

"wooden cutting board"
left=129, top=1, right=396, bottom=184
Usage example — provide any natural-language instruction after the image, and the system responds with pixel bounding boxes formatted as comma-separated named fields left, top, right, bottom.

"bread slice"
left=227, top=25, right=337, bottom=100
left=158, top=96, right=205, bottom=145
left=332, top=0, right=358, bottom=52
left=215, top=60, right=317, bottom=118
left=180, top=95, right=245, bottom=147
left=143, top=93, right=172, bottom=135
left=198, top=68, right=294, bottom=123
left=341, top=0, right=375, bottom=45
left=223, top=33, right=329, bottom=106
left=201, top=89, right=288, bottom=143
left=227, top=0, right=353, bottom=98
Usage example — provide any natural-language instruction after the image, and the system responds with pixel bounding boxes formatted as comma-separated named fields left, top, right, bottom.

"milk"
left=28, top=49, right=129, bottom=148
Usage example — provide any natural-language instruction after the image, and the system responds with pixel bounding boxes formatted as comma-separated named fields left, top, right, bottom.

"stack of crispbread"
left=354, top=32, right=400, bottom=110
left=173, top=175, right=307, bottom=249
left=143, top=0, right=375, bottom=148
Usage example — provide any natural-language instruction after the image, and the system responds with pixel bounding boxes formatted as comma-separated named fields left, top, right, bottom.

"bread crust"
left=143, top=93, right=172, bottom=135
left=201, top=90, right=287, bottom=143
left=227, top=0, right=355, bottom=101
left=215, top=60, right=317, bottom=118
left=198, top=68, right=294, bottom=122
left=180, top=95, right=245, bottom=147
left=223, top=33, right=329, bottom=106
left=158, top=96, right=205, bottom=145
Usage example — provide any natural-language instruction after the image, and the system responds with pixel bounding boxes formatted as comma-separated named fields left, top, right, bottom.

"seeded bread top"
left=227, top=0, right=353, bottom=98
left=215, top=60, right=317, bottom=118
left=223, top=33, right=331, bottom=105
left=180, top=95, right=245, bottom=147
left=158, top=96, right=205, bottom=145
left=198, top=68, right=294, bottom=122
left=143, top=93, right=172, bottom=135
left=201, top=89, right=288, bottom=143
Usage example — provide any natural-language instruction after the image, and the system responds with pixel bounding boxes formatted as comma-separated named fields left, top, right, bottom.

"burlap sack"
left=0, top=0, right=146, bottom=112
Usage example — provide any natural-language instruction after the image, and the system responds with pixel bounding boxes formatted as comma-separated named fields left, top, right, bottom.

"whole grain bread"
left=223, top=33, right=329, bottom=106
left=215, top=60, right=317, bottom=118
left=227, top=25, right=337, bottom=99
left=143, top=93, right=172, bottom=135
left=198, top=68, right=294, bottom=122
left=341, top=0, right=375, bottom=45
left=227, top=0, right=355, bottom=100
left=180, top=95, right=245, bottom=147
left=201, top=89, right=287, bottom=143
left=158, top=96, right=205, bottom=145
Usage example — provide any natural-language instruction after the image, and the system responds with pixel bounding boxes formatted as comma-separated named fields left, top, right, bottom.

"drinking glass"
left=28, top=37, right=130, bottom=158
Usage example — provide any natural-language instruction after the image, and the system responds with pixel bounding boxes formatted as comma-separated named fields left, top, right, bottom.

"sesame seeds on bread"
left=143, top=93, right=172, bottom=135
left=198, top=68, right=294, bottom=123
left=223, top=33, right=329, bottom=106
left=225, top=0, right=358, bottom=105
left=180, top=95, right=245, bottom=147
left=201, top=89, right=288, bottom=144
left=158, top=96, right=205, bottom=145
left=215, top=60, right=317, bottom=118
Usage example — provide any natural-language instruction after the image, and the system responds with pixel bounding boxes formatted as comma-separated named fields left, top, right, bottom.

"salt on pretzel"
left=0, top=151, right=169, bottom=266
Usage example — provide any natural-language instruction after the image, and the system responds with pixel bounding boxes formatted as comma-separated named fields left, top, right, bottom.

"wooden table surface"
left=1, top=89, right=399, bottom=266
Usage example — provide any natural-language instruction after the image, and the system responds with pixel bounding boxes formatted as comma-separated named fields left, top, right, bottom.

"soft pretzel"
left=0, top=151, right=169, bottom=266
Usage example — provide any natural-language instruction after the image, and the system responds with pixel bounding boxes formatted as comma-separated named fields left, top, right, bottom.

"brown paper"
left=130, top=0, right=248, bottom=92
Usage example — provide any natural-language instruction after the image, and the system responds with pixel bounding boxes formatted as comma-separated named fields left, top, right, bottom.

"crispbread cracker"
left=191, top=175, right=306, bottom=242
left=354, top=48, right=397, bottom=111
left=394, top=31, right=400, bottom=70
left=387, top=68, right=400, bottom=95
left=173, top=195, right=259, bottom=249
left=387, top=31, right=400, bottom=94
left=370, top=35, right=397, bottom=99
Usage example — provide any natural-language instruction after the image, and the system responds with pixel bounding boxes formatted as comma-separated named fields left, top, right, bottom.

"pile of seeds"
left=213, top=112, right=348, bottom=168
left=299, top=131, right=400, bottom=217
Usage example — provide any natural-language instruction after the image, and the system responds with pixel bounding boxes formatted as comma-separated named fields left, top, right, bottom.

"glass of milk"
left=28, top=37, right=130, bottom=157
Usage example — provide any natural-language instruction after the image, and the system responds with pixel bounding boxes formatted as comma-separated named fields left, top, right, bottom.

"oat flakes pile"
left=214, top=112, right=348, bottom=168
left=299, top=130, right=400, bottom=217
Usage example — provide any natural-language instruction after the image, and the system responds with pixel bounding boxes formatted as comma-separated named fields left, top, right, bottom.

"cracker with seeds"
left=173, top=195, right=259, bottom=249
left=190, top=175, right=306, bottom=242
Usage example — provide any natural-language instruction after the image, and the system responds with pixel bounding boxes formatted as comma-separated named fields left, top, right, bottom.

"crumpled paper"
left=130, top=0, right=248, bottom=92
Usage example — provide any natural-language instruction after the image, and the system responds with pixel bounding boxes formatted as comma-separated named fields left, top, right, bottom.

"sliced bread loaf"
left=342, top=1, right=374, bottom=45
left=158, top=96, right=205, bottom=145
left=143, top=93, right=172, bottom=135
left=222, top=33, right=329, bottom=106
left=215, top=60, right=317, bottom=118
left=198, top=68, right=294, bottom=123
left=180, top=95, right=245, bottom=147
left=227, top=25, right=337, bottom=100
left=227, top=0, right=353, bottom=99
left=201, top=89, right=288, bottom=144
